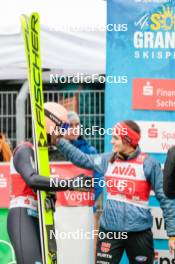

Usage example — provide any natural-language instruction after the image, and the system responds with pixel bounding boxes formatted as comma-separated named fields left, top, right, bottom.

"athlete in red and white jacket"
left=57, top=120, right=175, bottom=264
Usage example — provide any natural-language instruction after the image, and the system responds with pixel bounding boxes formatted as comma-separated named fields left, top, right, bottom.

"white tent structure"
left=0, top=0, right=106, bottom=80
left=1, top=2, right=106, bottom=264
left=0, top=0, right=106, bottom=145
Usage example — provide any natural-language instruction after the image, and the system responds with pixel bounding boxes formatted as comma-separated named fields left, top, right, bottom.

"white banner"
left=136, top=121, right=175, bottom=153
left=151, top=207, right=168, bottom=240
left=54, top=206, right=94, bottom=264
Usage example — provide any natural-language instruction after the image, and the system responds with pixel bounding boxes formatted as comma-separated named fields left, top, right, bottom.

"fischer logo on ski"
left=30, top=15, right=45, bottom=132
left=21, top=13, right=57, bottom=264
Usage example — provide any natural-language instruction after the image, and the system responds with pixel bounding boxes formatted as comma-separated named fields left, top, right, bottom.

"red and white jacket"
left=105, top=153, right=151, bottom=209
left=10, top=158, right=38, bottom=210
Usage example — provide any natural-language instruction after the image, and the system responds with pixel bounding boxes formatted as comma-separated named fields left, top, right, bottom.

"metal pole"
left=16, top=80, right=28, bottom=144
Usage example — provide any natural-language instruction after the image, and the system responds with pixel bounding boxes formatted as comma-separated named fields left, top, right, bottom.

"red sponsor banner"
left=0, top=163, right=94, bottom=208
left=132, top=78, right=175, bottom=111
left=50, top=163, right=94, bottom=206
left=0, top=163, right=10, bottom=208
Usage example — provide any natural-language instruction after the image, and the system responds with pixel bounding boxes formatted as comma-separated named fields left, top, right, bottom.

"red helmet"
left=44, top=102, right=69, bottom=134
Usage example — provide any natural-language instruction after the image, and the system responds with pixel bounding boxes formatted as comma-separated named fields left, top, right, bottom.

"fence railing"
left=0, top=91, right=17, bottom=147
left=0, top=89, right=104, bottom=153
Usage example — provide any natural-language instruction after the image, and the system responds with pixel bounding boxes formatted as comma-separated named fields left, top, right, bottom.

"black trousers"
left=96, top=227, right=154, bottom=264
left=7, top=207, right=42, bottom=264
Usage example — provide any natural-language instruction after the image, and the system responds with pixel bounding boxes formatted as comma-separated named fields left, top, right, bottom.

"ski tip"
left=20, top=14, right=28, bottom=20
left=30, top=12, right=40, bottom=18
left=21, top=13, right=39, bottom=22
left=29, top=12, right=40, bottom=27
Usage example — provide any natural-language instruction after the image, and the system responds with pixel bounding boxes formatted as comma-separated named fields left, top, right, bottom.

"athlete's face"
left=64, top=120, right=80, bottom=140
left=111, top=134, right=127, bottom=154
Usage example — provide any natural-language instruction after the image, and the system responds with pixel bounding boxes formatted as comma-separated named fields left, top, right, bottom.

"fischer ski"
left=21, top=13, right=57, bottom=264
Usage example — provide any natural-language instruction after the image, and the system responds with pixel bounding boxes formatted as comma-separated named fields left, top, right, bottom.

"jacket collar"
left=116, top=145, right=141, bottom=161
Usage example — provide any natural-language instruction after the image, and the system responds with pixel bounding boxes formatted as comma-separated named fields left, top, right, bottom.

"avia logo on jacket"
left=112, top=165, right=136, bottom=177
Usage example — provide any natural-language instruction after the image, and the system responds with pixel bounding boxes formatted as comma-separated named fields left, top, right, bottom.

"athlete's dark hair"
left=123, top=120, right=141, bottom=135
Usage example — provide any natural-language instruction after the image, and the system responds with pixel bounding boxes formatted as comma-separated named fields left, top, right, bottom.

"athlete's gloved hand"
left=169, top=237, right=175, bottom=254
left=68, top=174, right=93, bottom=192
left=45, top=192, right=57, bottom=212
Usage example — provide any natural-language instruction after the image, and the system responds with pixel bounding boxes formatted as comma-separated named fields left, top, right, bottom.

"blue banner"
left=106, top=0, right=175, bottom=263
